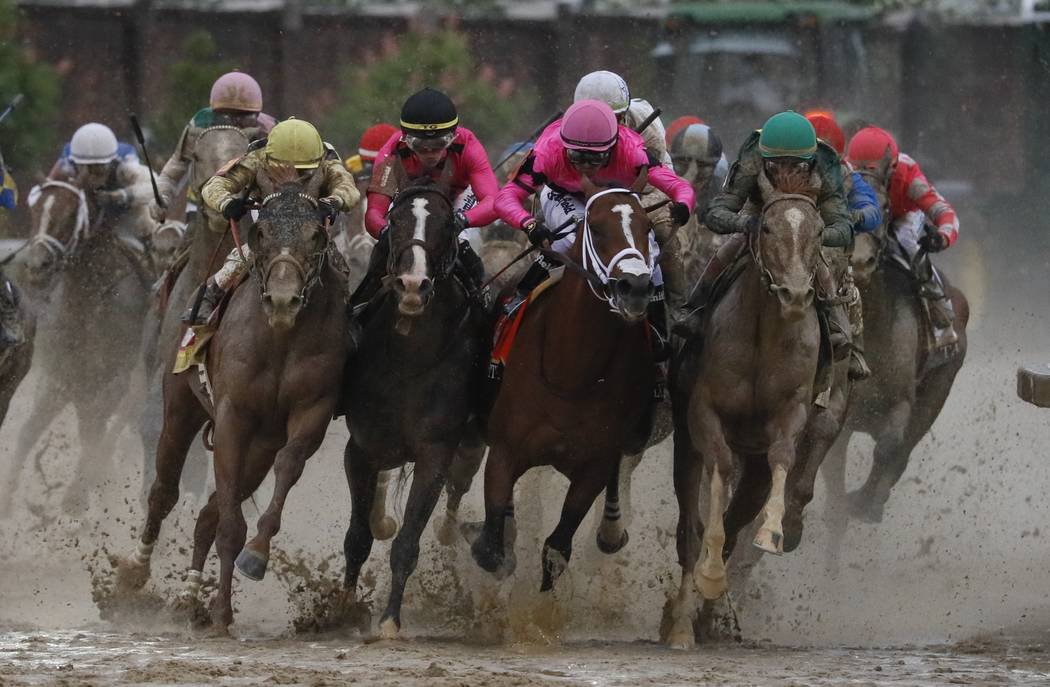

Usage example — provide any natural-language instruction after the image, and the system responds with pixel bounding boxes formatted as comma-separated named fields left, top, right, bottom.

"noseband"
left=385, top=186, right=458, bottom=282
left=26, top=181, right=93, bottom=264
left=253, top=192, right=330, bottom=308
left=579, top=187, right=653, bottom=308
left=750, top=192, right=820, bottom=295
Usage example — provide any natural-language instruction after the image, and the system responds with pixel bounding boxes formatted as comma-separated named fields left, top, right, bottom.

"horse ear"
left=757, top=167, right=775, bottom=199
left=630, top=166, right=649, bottom=194
left=809, top=168, right=823, bottom=194
left=579, top=173, right=599, bottom=198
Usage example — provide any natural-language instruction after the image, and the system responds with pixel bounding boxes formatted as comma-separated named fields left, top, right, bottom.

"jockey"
left=846, top=125, right=960, bottom=346
left=668, top=122, right=728, bottom=219
left=494, top=98, right=695, bottom=357
left=152, top=71, right=277, bottom=224
left=805, top=111, right=881, bottom=234
left=344, top=122, right=399, bottom=184
left=677, top=111, right=870, bottom=376
left=186, top=118, right=359, bottom=325
left=349, top=88, right=497, bottom=308
left=570, top=71, right=690, bottom=340
left=48, top=123, right=155, bottom=240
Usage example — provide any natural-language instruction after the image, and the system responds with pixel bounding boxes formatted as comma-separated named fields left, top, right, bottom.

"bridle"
left=252, top=191, right=331, bottom=309
left=750, top=192, right=821, bottom=296
left=26, top=180, right=95, bottom=265
left=577, top=187, right=653, bottom=309
left=385, top=185, right=458, bottom=283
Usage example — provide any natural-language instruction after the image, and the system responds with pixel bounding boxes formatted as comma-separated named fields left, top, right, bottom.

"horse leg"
left=541, top=458, right=611, bottom=592
left=63, top=381, right=128, bottom=514
left=596, top=455, right=632, bottom=554
left=369, top=470, right=398, bottom=541
left=469, top=445, right=520, bottom=576
left=209, top=415, right=253, bottom=631
left=820, top=432, right=851, bottom=576
left=723, top=457, right=771, bottom=558
left=237, top=405, right=329, bottom=581
left=343, top=440, right=378, bottom=602
left=435, top=431, right=485, bottom=546
left=118, top=373, right=207, bottom=591
left=1, top=379, right=65, bottom=516
left=379, top=448, right=450, bottom=639
left=666, top=420, right=705, bottom=649
left=848, top=400, right=911, bottom=523
left=692, top=403, right=734, bottom=601
left=754, top=402, right=808, bottom=555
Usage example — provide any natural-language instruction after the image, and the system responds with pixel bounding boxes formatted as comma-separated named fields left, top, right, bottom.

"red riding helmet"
left=846, top=126, right=900, bottom=171
left=804, top=110, right=845, bottom=157
left=665, top=115, right=703, bottom=148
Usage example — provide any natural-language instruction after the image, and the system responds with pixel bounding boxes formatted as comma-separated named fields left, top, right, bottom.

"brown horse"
left=468, top=175, right=655, bottom=592
left=138, top=125, right=255, bottom=504
left=341, top=179, right=486, bottom=639
left=665, top=170, right=829, bottom=649
left=118, top=176, right=350, bottom=630
left=0, top=180, right=150, bottom=516
left=821, top=168, right=968, bottom=568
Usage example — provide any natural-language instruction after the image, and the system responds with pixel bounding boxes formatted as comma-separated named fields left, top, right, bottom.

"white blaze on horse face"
left=610, top=202, right=650, bottom=277
left=408, top=197, right=429, bottom=278
left=784, top=207, right=804, bottom=233
left=39, top=195, right=55, bottom=239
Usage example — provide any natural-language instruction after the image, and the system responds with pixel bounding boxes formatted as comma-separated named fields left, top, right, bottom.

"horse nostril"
left=289, top=295, right=303, bottom=309
left=616, top=279, right=632, bottom=297
left=394, top=277, right=406, bottom=293
left=805, top=286, right=815, bottom=304
left=419, top=278, right=433, bottom=296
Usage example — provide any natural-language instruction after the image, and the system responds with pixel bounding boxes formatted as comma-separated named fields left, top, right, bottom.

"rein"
left=749, top=192, right=819, bottom=295
left=250, top=194, right=332, bottom=310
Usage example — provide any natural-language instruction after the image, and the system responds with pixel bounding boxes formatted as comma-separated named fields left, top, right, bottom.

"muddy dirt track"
left=1, top=241, right=1049, bottom=685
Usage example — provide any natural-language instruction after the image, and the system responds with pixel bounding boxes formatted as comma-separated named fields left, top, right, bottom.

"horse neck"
left=186, top=214, right=233, bottom=279
left=540, top=272, right=641, bottom=389
left=383, top=275, right=466, bottom=357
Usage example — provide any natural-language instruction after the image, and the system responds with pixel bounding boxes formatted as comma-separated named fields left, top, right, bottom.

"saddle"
left=884, top=238, right=961, bottom=369
left=172, top=270, right=248, bottom=377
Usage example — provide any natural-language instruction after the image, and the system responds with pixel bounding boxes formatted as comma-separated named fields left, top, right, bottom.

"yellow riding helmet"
left=266, top=117, right=324, bottom=169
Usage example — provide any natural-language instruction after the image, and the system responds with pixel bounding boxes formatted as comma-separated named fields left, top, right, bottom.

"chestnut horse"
left=341, top=179, right=486, bottom=639
left=468, top=175, right=655, bottom=592
left=118, top=174, right=351, bottom=630
left=666, top=170, right=830, bottom=649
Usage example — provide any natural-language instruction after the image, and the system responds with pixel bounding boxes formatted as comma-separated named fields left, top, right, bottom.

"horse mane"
left=772, top=166, right=819, bottom=198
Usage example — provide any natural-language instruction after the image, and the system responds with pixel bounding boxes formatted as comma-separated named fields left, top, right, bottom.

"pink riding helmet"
left=560, top=99, right=619, bottom=152
left=209, top=71, right=263, bottom=113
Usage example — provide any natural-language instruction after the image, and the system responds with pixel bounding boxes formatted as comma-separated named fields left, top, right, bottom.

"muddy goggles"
left=404, top=132, right=455, bottom=153
left=566, top=148, right=612, bottom=166
left=672, top=156, right=719, bottom=177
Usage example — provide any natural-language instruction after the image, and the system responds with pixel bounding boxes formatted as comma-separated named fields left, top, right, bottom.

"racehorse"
left=341, top=178, right=486, bottom=639
left=821, top=167, right=968, bottom=567
left=0, top=271, right=35, bottom=433
left=117, top=171, right=351, bottom=630
left=0, top=179, right=150, bottom=515
left=467, top=173, right=655, bottom=593
left=665, top=169, right=830, bottom=649
left=138, top=124, right=255, bottom=503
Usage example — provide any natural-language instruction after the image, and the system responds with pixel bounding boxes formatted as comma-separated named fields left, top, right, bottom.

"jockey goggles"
left=566, top=148, right=612, bottom=167
left=404, top=132, right=455, bottom=154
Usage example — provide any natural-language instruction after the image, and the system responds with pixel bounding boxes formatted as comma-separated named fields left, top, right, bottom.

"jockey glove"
left=525, top=219, right=554, bottom=247
left=318, top=196, right=340, bottom=225
left=919, top=230, right=949, bottom=253
left=741, top=214, right=761, bottom=235
left=453, top=209, right=470, bottom=233
left=669, top=201, right=691, bottom=226
left=222, top=197, right=248, bottom=221
left=98, top=189, right=130, bottom=209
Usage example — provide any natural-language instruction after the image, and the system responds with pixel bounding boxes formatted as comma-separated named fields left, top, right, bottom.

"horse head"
left=251, top=164, right=331, bottom=331
left=578, top=170, right=653, bottom=322
left=385, top=178, right=458, bottom=318
left=24, top=179, right=95, bottom=288
left=193, top=125, right=254, bottom=233
left=755, top=167, right=824, bottom=320
left=850, top=157, right=893, bottom=287
left=151, top=219, right=187, bottom=272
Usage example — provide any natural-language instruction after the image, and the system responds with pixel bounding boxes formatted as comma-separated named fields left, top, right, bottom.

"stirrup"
left=848, top=349, right=872, bottom=381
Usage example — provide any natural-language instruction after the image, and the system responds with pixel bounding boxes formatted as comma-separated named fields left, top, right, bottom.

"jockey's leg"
left=816, top=260, right=851, bottom=362
left=182, top=245, right=253, bottom=325
left=504, top=187, right=581, bottom=314
left=451, top=187, right=486, bottom=299
left=843, top=264, right=871, bottom=380
left=895, top=211, right=958, bottom=347
left=347, top=227, right=390, bottom=309
left=646, top=189, right=688, bottom=311
left=671, top=231, right=748, bottom=339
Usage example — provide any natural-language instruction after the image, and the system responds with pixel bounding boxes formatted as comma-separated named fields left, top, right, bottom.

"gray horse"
left=0, top=180, right=150, bottom=515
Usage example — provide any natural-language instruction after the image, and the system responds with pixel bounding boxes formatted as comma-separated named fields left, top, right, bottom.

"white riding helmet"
left=573, top=70, right=630, bottom=115
left=69, top=123, right=119, bottom=165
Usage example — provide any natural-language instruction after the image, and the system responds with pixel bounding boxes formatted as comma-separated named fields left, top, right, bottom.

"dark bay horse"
left=666, top=170, right=830, bottom=649
left=468, top=175, right=655, bottom=593
left=139, top=124, right=256, bottom=503
left=341, top=179, right=485, bottom=639
left=0, top=180, right=150, bottom=516
left=0, top=271, right=35, bottom=431
left=821, top=168, right=968, bottom=565
left=118, top=174, right=351, bottom=630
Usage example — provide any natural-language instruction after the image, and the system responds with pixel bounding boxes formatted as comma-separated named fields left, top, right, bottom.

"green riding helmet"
left=758, top=111, right=817, bottom=160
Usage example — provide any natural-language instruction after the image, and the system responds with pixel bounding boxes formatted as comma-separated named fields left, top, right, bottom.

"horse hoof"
left=378, top=617, right=400, bottom=640
left=234, top=547, right=268, bottom=581
left=115, top=557, right=151, bottom=592
left=370, top=516, right=398, bottom=541
left=434, top=515, right=458, bottom=546
left=667, top=629, right=696, bottom=651
left=540, top=545, right=568, bottom=591
left=694, top=568, right=728, bottom=601
left=782, top=520, right=803, bottom=553
left=752, top=527, right=784, bottom=555
left=596, top=528, right=629, bottom=555
left=495, top=550, right=517, bottom=580
left=470, top=537, right=504, bottom=575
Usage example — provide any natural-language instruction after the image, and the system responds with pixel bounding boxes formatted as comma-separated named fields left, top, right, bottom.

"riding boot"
left=845, top=271, right=871, bottom=381
left=816, top=261, right=849, bottom=361
left=671, top=232, right=747, bottom=339
left=503, top=258, right=552, bottom=316
left=917, top=268, right=958, bottom=348
left=455, top=239, right=487, bottom=303
left=181, top=278, right=226, bottom=326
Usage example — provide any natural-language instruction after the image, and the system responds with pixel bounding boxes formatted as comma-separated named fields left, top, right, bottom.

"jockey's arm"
left=201, top=154, right=259, bottom=218
left=704, top=156, right=756, bottom=235
left=901, top=158, right=959, bottom=247
left=495, top=152, right=543, bottom=230
left=848, top=170, right=882, bottom=233
left=156, top=124, right=192, bottom=207
left=317, top=158, right=361, bottom=212
left=627, top=99, right=673, bottom=168
left=116, top=162, right=157, bottom=207
left=816, top=153, right=852, bottom=248
left=646, top=162, right=696, bottom=212
left=462, top=137, right=500, bottom=228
